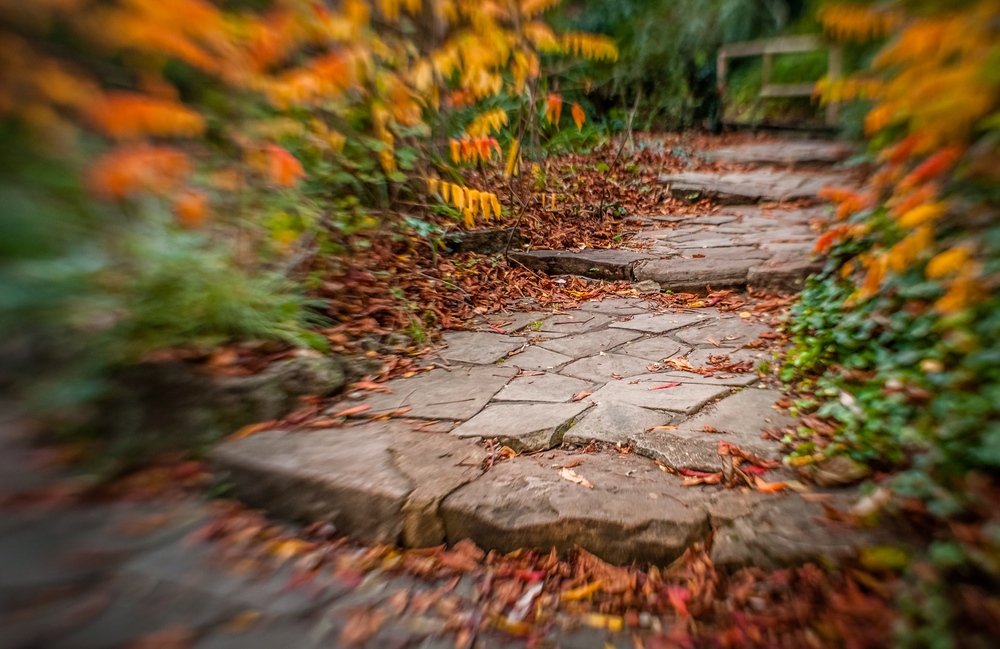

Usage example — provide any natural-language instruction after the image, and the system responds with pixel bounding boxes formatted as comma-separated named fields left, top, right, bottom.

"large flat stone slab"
left=683, top=346, right=766, bottom=369
left=450, top=402, right=592, bottom=452
left=563, top=402, right=675, bottom=445
left=538, top=312, right=612, bottom=335
left=577, top=298, right=650, bottom=315
left=675, top=317, right=771, bottom=347
left=440, top=452, right=713, bottom=565
left=634, top=258, right=760, bottom=294
left=537, top=328, right=643, bottom=358
left=440, top=331, right=525, bottom=364
left=675, top=387, right=796, bottom=438
left=493, top=372, right=593, bottom=403
left=355, top=366, right=517, bottom=420
left=590, top=377, right=731, bottom=414
left=661, top=170, right=848, bottom=204
left=703, top=141, right=853, bottom=166
left=559, top=353, right=654, bottom=382
left=628, top=429, right=728, bottom=473
left=498, top=345, right=574, bottom=371
left=608, top=312, right=707, bottom=334
left=640, top=371, right=760, bottom=387
left=508, top=249, right=654, bottom=281
left=748, top=251, right=825, bottom=294
left=212, top=422, right=484, bottom=546
left=616, top=337, right=688, bottom=362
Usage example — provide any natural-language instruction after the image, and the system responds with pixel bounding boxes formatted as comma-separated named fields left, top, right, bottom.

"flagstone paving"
left=213, top=144, right=882, bottom=572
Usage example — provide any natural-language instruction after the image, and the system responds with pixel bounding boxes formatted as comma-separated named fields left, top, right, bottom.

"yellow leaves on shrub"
left=264, top=53, right=353, bottom=109
left=571, top=103, right=586, bottom=130
left=898, top=202, right=946, bottom=228
left=172, top=190, right=209, bottom=228
left=86, top=145, right=191, bottom=200
left=887, top=225, right=933, bottom=272
left=85, top=92, right=205, bottom=140
left=450, top=137, right=501, bottom=164
left=819, top=4, right=901, bottom=42
left=504, top=140, right=520, bottom=178
left=426, top=181, right=500, bottom=230
left=525, top=21, right=561, bottom=53
left=561, top=33, right=618, bottom=61
left=466, top=109, right=508, bottom=138
left=926, top=248, right=971, bottom=278
left=521, top=0, right=563, bottom=18
left=936, top=261, right=981, bottom=314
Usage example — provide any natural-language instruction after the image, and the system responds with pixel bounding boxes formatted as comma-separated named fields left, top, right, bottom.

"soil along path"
left=213, top=139, right=880, bottom=569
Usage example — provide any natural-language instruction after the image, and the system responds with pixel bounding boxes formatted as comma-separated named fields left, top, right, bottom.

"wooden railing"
left=717, top=35, right=843, bottom=126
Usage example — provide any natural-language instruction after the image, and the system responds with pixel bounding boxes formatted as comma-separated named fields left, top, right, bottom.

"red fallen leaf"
left=692, top=254, right=705, bottom=258
left=702, top=426, right=718, bottom=433
left=677, top=468, right=716, bottom=477
left=755, top=476, right=788, bottom=492
left=489, top=324, right=507, bottom=334
left=571, top=391, right=593, bottom=402
left=759, top=332, right=779, bottom=339
left=667, top=585, right=690, bottom=616
left=333, top=404, right=371, bottom=417
left=707, top=338, right=720, bottom=347
left=514, top=569, right=547, bottom=582
left=352, top=381, right=393, bottom=394
left=648, top=383, right=680, bottom=390
left=718, top=440, right=779, bottom=468
left=743, top=465, right=767, bottom=476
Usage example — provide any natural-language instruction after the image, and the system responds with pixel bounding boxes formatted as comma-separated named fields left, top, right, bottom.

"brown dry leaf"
left=707, top=338, right=719, bottom=347
left=554, top=458, right=584, bottom=469
left=339, top=608, right=386, bottom=647
left=754, top=476, right=788, bottom=492
left=559, top=467, right=594, bottom=489
left=571, top=390, right=594, bottom=402
left=681, top=472, right=723, bottom=486
left=352, top=381, right=393, bottom=394
left=648, top=383, right=680, bottom=390
left=226, top=421, right=278, bottom=441
left=702, top=426, right=718, bottom=433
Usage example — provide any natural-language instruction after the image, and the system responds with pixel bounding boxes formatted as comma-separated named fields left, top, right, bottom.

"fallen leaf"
left=554, top=458, right=584, bottom=469
left=333, top=404, right=371, bottom=417
left=648, top=383, right=680, bottom=390
left=667, top=585, right=690, bottom=616
left=739, top=312, right=752, bottom=318
left=707, top=338, right=719, bottom=347
left=754, top=476, right=787, bottom=492
left=351, top=381, right=393, bottom=394
left=681, top=473, right=723, bottom=486
left=488, top=324, right=508, bottom=334
left=128, top=627, right=195, bottom=649
left=581, top=613, right=623, bottom=631
left=339, top=608, right=385, bottom=646
left=645, top=425, right=677, bottom=432
left=226, top=421, right=278, bottom=441
left=561, top=580, right=604, bottom=600
left=571, top=391, right=593, bottom=402
left=702, top=426, right=718, bottom=433
left=227, top=610, right=261, bottom=633
left=559, top=467, right=593, bottom=489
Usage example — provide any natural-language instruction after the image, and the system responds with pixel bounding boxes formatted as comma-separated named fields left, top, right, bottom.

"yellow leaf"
left=899, top=202, right=946, bottom=228
left=453, top=185, right=465, bottom=210
left=926, top=247, right=970, bottom=278
left=463, top=208, right=475, bottom=229
left=482, top=194, right=493, bottom=221
left=491, top=194, right=502, bottom=218
left=561, top=581, right=603, bottom=601
left=427, top=177, right=439, bottom=195
left=450, top=139, right=461, bottom=164
left=468, top=189, right=480, bottom=213
left=441, top=182, right=450, bottom=202
left=571, top=103, right=585, bottom=130
left=504, top=140, right=519, bottom=178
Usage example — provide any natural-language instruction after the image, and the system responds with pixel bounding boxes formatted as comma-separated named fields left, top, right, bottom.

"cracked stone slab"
left=634, top=258, right=761, bottom=293
left=538, top=312, right=613, bottom=335
left=440, top=331, right=526, bottom=365
left=616, top=337, right=688, bottom=362
left=628, top=429, right=728, bottom=473
left=507, top=249, right=654, bottom=281
left=212, top=422, right=485, bottom=549
left=450, top=402, right=591, bottom=452
left=498, top=346, right=574, bottom=371
left=675, top=318, right=771, bottom=347
left=440, top=451, right=713, bottom=565
left=683, top=346, right=768, bottom=369
left=577, top=298, right=650, bottom=315
left=590, top=376, right=732, bottom=414
left=354, top=366, right=517, bottom=420
left=674, top=388, right=796, bottom=440
left=493, top=372, right=593, bottom=403
left=673, top=246, right=772, bottom=261
left=563, top=402, right=675, bottom=445
left=559, top=353, right=655, bottom=383
left=608, top=312, right=707, bottom=334
left=475, top=311, right=550, bottom=334
left=537, top=328, right=643, bottom=358
left=643, top=371, right=760, bottom=387
left=661, top=170, right=849, bottom=204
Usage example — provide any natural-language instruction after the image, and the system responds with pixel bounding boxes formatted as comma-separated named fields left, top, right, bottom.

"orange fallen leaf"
left=571, top=391, right=593, bottom=402
left=339, top=607, right=385, bottom=647
left=561, top=580, right=603, bottom=600
left=559, top=467, right=593, bottom=489
left=226, top=421, right=277, bottom=441
left=648, top=383, right=680, bottom=390
left=333, top=404, right=371, bottom=417
left=755, top=476, right=788, bottom=492
left=645, top=426, right=677, bottom=432
left=352, top=381, right=393, bottom=394
left=707, top=338, right=719, bottom=347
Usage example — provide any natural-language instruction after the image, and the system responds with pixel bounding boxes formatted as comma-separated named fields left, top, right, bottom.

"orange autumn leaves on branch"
left=815, top=0, right=999, bottom=313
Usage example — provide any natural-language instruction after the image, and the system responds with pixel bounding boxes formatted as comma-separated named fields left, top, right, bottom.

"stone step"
left=700, top=141, right=854, bottom=167
left=660, top=170, right=849, bottom=204
left=508, top=249, right=655, bottom=281
left=211, top=423, right=885, bottom=570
